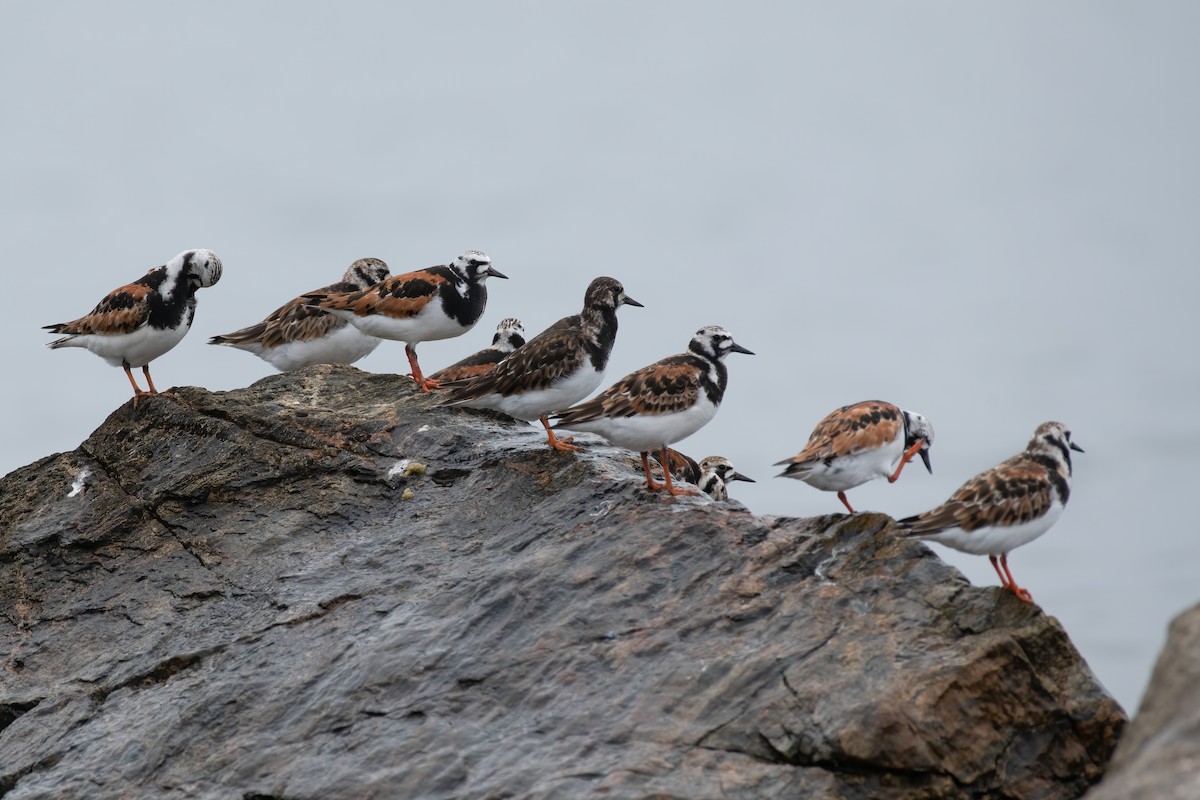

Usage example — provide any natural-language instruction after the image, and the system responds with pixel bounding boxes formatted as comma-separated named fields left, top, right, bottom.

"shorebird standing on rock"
left=552, top=325, right=753, bottom=496
left=45, top=248, right=223, bottom=407
left=305, top=250, right=505, bottom=392
left=440, top=277, right=641, bottom=451
left=895, top=421, right=1082, bottom=603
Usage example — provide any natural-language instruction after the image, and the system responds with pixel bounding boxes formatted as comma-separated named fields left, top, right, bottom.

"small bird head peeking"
left=345, top=257, right=390, bottom=290
left=491, top=317, right=526, bottom=349
left=697, top=455, right=755, bottom=501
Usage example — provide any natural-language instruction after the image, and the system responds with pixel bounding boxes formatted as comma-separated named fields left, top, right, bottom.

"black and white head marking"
left=345, top=257, right=390, bottom=290
left=902, top=410, right=935, bottom=473
left=491, top=317, right=526, bottom=349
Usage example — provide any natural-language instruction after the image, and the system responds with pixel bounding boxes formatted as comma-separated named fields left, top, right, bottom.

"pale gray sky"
left=3, top=2, right=1198, bottom=712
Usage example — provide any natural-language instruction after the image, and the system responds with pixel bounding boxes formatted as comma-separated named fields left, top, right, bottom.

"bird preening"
left=774, top=400, right=934, bottom=513
left=44, top=249, right=223, bottom=407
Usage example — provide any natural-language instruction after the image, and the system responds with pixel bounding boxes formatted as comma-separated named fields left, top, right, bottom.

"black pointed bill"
left=918, top=447, right=933, bottom=474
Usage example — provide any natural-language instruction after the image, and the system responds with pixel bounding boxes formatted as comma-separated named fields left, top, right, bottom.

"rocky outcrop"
left=1084, top=602, right=1200, bottom=800
left=0, top=366, right=1125, bottom=799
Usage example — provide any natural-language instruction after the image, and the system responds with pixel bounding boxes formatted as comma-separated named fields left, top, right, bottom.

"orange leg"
left=539, top=416, right=580, bottom=452
left=123, top=365, right=154, bottom=407
left=405, top=344, right=440, bottom=392
left=988, top=555, right=1011, bottom=588
left=640, top=452, right=665, bottom=491
left=888, top=439, right=926, bottom=483
left=998, top=554, right=1034, bottom=603
left=836, top=491, right=856, bottom=513
left=659, top=448, right=698, bottom=497
left=142, top=365, right=159, bottom=395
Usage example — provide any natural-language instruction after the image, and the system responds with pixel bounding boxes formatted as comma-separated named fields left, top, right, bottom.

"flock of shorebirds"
left=44, top=248, right=1082, bottom=603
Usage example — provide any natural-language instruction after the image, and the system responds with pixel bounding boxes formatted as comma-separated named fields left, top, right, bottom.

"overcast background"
left=3, top=2, right=1198, bottom=714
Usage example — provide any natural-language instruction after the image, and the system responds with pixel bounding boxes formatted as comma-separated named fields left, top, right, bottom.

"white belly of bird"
left=917, top=500, right=1065, bottom=556
left=333, top=302, right=470, bottom=343
left=794, top=437, right=904, bottom=491
left=561, top=396, right=719, bottom=452
left=258, top=325, right=382, bottom=371
left=67, top=322, right=191, bottom=368
left=460, top=365, right=605, bottom=420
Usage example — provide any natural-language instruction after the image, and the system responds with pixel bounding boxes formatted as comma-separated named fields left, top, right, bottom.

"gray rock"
left=1085, top=602, right=1200, bottom=800
left=0, top=366, right=1125, bottom=798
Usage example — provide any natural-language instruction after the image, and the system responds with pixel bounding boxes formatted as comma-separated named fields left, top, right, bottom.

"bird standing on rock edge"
left=894, top=420, right=1083, bottom=603
left=440, top=277, right=642, bottom=451
left=44, top=248, right=223, bottom=407
left=304, top=250, right=505, bottom=392
left=552, top=325, right=753, bottom=496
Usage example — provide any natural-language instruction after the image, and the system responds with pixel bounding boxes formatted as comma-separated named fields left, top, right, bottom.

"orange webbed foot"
left=407, top=373, right=441, bottom=392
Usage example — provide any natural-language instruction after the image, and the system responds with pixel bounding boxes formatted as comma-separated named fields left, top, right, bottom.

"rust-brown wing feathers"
left=313, top=270, right=447, bottom=318
left=429, top=360, right=500, bottom=384
left=44, top=282, right=154, bottom=336
left=783, top=401, right=903, bottom=466
left=430, top=349, right=509, bottom=383
left=212, top=280, right=359, bottom=347
left=555, top=355, right=702, bottom=424
left=901, top=456, right=1054, bottom=534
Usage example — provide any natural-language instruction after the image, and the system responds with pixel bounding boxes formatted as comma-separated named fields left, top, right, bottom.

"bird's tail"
left=208, top=324, right=266, bottom=347
left=773, top=459, right=814, bottom=480
left=43, top=324, right=78, bottom=349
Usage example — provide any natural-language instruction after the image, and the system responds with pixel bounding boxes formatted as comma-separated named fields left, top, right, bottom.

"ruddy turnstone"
left=208, top=257, right=391, bottom=371
left=697, top=455, right=755, bottom=501
left=895, top=421, right=1083, bottom=603
left=551, top=326, right=753, bottom=495
left=651, top=451, right=754, bottom=500
left=44, top=249, right=223, bottom=407
left=304, top=250, right=506, bottom=391
left=440, top=277, right=642, bottom=451
left=774, top=400, right=934, bottom=513
left=429, top=317, right=526, bottom=383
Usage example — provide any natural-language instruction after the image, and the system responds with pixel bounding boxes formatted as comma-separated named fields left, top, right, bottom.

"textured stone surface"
left=0, top=366, right=1125, bottom=799
left=1085, top=602, right=1200, bottom=800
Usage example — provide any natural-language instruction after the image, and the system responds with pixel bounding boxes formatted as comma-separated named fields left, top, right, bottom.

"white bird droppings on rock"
left=68, top=467, right=92, bottom=498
